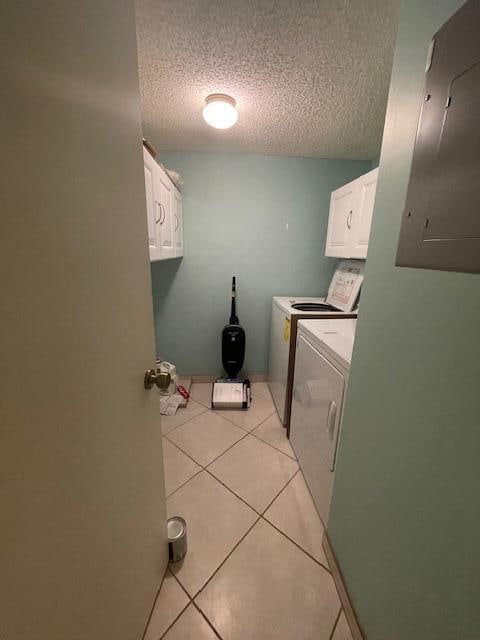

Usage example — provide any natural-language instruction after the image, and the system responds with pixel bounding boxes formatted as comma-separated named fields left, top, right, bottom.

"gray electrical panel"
left=396, top=0, right=480, bottom=274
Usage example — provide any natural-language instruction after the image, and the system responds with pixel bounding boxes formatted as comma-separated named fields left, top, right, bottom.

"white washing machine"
left=268, top=297, right=356, bottom=431
left=268, top=260, right=363, bottom=433
left=289, top=318, right=357, bottom=526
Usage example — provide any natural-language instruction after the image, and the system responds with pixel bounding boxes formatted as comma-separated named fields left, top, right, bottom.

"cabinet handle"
left=346, top=210, right=353, bottom=229
left=155, top=202, right=165, bottom=225
left=174, top=213, right=179, bottom=231
left=155, top=202, right=161, bottom=224
left=327, top=401, right=337, bottom=441
left=156, top=203, right=166, bottom=225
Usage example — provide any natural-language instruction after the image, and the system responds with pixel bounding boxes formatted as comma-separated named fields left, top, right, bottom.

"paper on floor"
left=160, top=394, right=183, bottom=416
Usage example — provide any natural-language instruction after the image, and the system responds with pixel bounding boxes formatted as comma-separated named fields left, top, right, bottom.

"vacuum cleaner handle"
left=230, top=276, right=239, bottom=325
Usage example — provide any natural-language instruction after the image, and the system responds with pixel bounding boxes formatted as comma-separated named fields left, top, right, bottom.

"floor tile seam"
left=251, top=392, right=273, bottom=402
left=157, top=598, right=191, bottom=640
left=191, top=401, right=211, bottom=410
left=161, top=407, right=209, bottom=436
left=191, top=601, right=223, bottom=640
left=170, top=570, right=193, bottom=602
left=163, top=409, right=283, bottom=474
left=141, top=572, right=165, bottom=640
left=165, top=468, right=204, bottom=500
left=180, top=392, right=276, bottom=433
left=260, top=513, right=332, bottom=574
left=204, top=467, right=263, bottom=516
left=198, top=429, right=250, bottom=469
left=192, top=513, right=262, bottom=601
left=249, top=428, right=297, bottom=461
left=171, top=517, right=334, bottom=640
left=208, top=408, right=258, bottom=432
left=328, top=606, right=343, bottom=640
left=189, top=382, right=213, bottom=408
left=213, top=406, right=276, bottom=433
left=163, top=429, right=252, bottom=498
left=258, top=467, right=301, bottom=516
left=167, top=452, right=298, bottom=515
left=154, top=572, right=194, bottom=639
left=164, top=411, right=252, bottom=468
left=162, top=435, right=206, bottom=471
left=205, top=458, right=299, bottom=518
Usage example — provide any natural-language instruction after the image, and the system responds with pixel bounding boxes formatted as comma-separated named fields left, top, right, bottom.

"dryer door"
left=292, top=334, right=345, bottom=471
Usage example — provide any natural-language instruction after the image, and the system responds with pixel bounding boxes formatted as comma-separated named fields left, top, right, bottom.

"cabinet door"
left=325, top=180, right=357, bottom=257
left=142, top=148, right=162, bottom=261
left=350, top=167, right=379, bottom=259
left=173, top=188, right=184, bottom=257
left=157, top=168, right=175, bottom=260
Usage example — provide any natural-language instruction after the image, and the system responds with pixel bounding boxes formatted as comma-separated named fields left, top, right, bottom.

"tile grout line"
left=156, top=570, right=209, bottom=640
left=147, top=570, right=189, bottom=640
left=328, top=607, right=343, bottom=640
left=189, top=470, right=322, bottom=626
left=192, top=513, right=262, bottom=602
left=192, top=601, right=224, bottom=640
left=217, top=408, right=276, bottom=433
left=204, top=468, right=264, bottom=516
left=161, top=405, right=209, bottom=437
left=163, top=429, right=250, bottom=493
left=161, top=396, right=337, bottom=636
left=165, top=467, right=204, bottom=500
left=262, top=512, right=332, bottom=574
left=205, top=437, right=300, bottom=517
left=156, top=598, right=191, bottom=640
left=169, top=570, right=194, bottom=605
left=249, top=427, right=297, bottom=461
left=165, top=437, right=267, bottom=603
left=162, top=433, right=212, bottom=469
left=162, top=433, right=203, bottom=467
left=165, top=437, right=300, bottom=610
left=190, top=385, right=276, bottom=432
left=163, top=494, right=333, bottom=640
left=163, top=405, right=327, bottom=572
left=163, top=403, right=286, bottom=500
left=141, top=575, right=164, bottom=640
left=258, top=467, right=301, bottom=516
left=165, top=404, right=291, bottom=480
left=187, top=470, right=302, bottom=603
left=255, top=469, right=333, bottom=573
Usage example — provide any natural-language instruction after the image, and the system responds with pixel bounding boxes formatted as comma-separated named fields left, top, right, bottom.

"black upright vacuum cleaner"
left=212, top=277, right=251, bottom=409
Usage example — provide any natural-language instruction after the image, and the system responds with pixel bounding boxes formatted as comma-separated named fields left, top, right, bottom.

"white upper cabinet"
left=325, top=179, right=357, bottom=258
left=173, top=188, right=183, bottom=258
left=325, top=167, right=378, bottom=259
left=142, top=146, right=183, bottom=262
left=350, top=168, right=379, bottom=258
left=143, top=147, right=162, bottom=261
left=157, top=169, right=175, bottom=260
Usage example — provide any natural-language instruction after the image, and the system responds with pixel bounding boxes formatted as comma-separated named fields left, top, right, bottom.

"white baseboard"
left=322, top=533, right=364, bottom=640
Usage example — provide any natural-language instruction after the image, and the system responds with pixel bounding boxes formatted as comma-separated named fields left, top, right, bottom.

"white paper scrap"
left=159, top=394, right=183, bottom=416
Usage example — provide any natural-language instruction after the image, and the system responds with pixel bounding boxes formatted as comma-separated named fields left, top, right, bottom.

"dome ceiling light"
left=202, top=94, right=238, bottom=129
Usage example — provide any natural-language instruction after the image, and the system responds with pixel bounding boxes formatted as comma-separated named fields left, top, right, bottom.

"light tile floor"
left=146, top=383, right=353, bottom=640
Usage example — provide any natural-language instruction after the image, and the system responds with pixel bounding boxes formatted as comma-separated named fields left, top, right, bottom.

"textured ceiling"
left=136, top=0, right=399, bottom=159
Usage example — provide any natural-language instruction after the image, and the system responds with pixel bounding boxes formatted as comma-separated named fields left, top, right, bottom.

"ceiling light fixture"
left=202, top=94, right=238, bottom=129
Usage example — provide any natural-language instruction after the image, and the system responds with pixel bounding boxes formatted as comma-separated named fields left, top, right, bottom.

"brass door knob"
left=144, top=369, right=171, bottom=391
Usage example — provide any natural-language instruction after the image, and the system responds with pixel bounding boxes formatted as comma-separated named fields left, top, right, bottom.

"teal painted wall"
left=328, top=2, right=480, bottom=639
left=151, top=152, right=370, bottom=375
